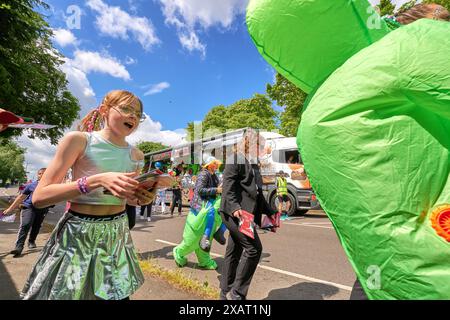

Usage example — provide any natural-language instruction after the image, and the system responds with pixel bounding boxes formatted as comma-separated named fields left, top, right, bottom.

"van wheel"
left=270, top=192, right=297, bottom=216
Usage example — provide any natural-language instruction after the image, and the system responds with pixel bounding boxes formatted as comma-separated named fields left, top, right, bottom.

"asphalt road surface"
left=131, top=208, right=356, bottom=300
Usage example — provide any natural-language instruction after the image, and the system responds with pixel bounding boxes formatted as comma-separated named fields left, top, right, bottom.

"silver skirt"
left=21, top=211, right=144, bottom=300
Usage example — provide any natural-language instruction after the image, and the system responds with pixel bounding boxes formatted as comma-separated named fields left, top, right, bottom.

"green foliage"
left=378, top=0, right=396, bottom=15
left=0, top=138, right=26, bottom=185
left=136, top=141, right=169, bottom=154
left=422, top=0, right=450, bottom=10
left=186, top=94, right=277, bottom=141
left=267, top=73, right=307, bottom=137
left=0, top=0, right=80, bottom=144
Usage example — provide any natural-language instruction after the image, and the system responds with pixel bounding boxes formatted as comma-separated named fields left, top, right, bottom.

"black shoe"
left=10, top=248, right=22, bottom=257
left=229, top=290, right=245, bottom=300
left=199, top=235, right=211, bottom=252
left=213, top=230, right=226, bottom=245
left=219, top=290, right=228, bottom=300
left=28, top=242, right=37, bottom=249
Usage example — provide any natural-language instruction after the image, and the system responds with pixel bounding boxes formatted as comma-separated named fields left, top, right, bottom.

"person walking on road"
left=170, top=165, right=183, bottom=216
left=219, top=129, right=276, bottom=300
left=276, top=170, right=291, bottom=220
left=139, top=201, right=154, bottom=222
left=3, top=168, right=50, bottom=257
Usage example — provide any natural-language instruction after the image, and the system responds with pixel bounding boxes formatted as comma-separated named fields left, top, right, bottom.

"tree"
left=135, top=141, right=169, bottom=173
left=136, top=141, right=169, bottom=155
left=422, top=0, right=450, bottom=10
left=266, top=73, right=307, bottom=137
left=0, top=0, right=80, bottom=144
left=378, top=0, right=396, bottom=16
left=226, top=94, right=277, bottom=131
left=0, top=138, right=26, bottom=186
left=185, top=94, right=278, bottom=140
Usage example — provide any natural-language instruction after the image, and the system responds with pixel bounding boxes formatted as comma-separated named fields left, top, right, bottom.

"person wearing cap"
left=196, top=155, right=227, bottom=252
left=172, top=155, right=226, bottom=270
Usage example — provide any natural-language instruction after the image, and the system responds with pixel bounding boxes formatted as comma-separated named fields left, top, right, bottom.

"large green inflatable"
left=173, top=197, right=223, bottom=270
left=247, top=0, right=450, bottom=299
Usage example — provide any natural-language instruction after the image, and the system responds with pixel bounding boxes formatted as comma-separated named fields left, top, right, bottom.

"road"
left=130, top=208, right=356, bottom=300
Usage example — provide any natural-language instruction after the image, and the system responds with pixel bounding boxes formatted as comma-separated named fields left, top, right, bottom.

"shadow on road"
left=263, top=282, right=340, bottom=300
left=0, top=258, right=20, bottom=300
left=140, top=246, right=174, bottom=261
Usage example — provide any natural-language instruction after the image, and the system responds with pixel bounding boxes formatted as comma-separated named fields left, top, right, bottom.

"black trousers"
left=15, top=208, right=48, bottom=249
left=350, top=279, right=368, bottom=300
left=220, top=212, right=262, bottom=299
left=170, top=189, right=182, bottom=214
left=140, top=203, right=153, bottom=217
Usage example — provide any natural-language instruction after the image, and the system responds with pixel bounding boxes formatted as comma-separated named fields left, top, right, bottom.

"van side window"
left=285, top=150, right=301, bottom=164
left=273, top=149, right=302, bottom=164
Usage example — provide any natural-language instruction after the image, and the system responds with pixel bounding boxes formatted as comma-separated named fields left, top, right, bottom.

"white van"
left=259, top=132, right=321, bottom=216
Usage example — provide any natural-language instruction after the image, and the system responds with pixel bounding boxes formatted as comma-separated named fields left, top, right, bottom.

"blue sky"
left=20, top=0, right=410, bottom=179
left=44, top=0, right=275, bottom=136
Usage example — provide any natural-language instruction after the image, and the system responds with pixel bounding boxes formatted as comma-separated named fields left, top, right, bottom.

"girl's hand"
left=100, top=172, right=139, bottom=199
left=135, top=187, right=157, bottom=206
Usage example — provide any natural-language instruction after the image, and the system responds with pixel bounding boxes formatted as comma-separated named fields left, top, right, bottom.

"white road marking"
left=257, top=265, right=352, bottom=291
left=283, top=222, right=334, bottom=229
left=300, top=222, right=333, bottom=225
left=155, top=239, right=351, bottom=291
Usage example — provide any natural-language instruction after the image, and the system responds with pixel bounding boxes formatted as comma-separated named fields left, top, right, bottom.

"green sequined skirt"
left=21, top=210, right=144, bottom=300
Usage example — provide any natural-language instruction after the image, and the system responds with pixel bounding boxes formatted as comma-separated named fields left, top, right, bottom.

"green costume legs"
left=173, top=207, right=218, bottom=269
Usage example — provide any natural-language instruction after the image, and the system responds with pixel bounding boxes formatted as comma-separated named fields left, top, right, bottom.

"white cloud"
left=127, top=115, right=186, bottom=147
left=160, top=0, right=248, bottom=30
left=125, top=56, right=137, bottom=65
left=128, top=0, right=140, bottom=14
left=52, top=28, right=78, bottom=47
left=72, top=50, right=131, bottom=80
left=86, top=0, right=160, bottom=51
left=158, top=0, right=248, bottom=57
left=17, top=136, right=57, bottom=180
left=143, top=82, right=171, bottom=96
left=179, top=31, right=206, bottom=58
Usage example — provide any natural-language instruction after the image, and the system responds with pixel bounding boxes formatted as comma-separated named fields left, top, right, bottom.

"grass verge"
left=139, top=256, right=219, bottom=300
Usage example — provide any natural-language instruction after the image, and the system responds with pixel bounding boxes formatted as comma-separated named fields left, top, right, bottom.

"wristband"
left=77, top=176, right=90, bottom=194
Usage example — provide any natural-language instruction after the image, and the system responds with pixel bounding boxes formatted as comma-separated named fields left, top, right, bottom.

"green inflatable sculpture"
left=173, top=197, right=223, bottom=270
left=247, top=0, right=450, bottom=299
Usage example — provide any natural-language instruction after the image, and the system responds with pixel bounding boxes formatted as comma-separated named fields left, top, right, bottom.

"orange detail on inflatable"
left=431, top=205, right=450, bottom=242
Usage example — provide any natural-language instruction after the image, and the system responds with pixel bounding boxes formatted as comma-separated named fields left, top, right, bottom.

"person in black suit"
left=219, top=129, right=275, bottom=300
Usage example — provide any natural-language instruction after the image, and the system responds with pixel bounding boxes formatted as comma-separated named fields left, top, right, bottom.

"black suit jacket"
left=220, top=154, right=273, bottom=226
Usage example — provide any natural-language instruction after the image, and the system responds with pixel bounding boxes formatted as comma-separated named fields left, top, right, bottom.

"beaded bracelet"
left=77, top=176, right=90, bottom=194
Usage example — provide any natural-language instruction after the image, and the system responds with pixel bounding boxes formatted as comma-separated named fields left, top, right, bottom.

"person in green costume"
left=247, top=0, right=450, bottom=300
left=172, top=155, right=225, bottom=270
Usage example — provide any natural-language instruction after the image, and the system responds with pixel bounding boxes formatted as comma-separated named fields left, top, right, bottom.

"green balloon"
left=247, top=0, right=389, bottom=94
left=248, top=0, right=450, bottom=299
